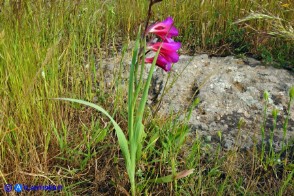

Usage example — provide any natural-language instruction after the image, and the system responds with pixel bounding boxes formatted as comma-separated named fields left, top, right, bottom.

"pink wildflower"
left=145, top=17, right=180, bottom=72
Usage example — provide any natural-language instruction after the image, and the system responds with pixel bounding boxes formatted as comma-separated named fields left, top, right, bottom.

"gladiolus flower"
left=146, top=17, right=178, bottom=40
left=148, top=41, right=181, bottom=53
left=145, top=55, right=172, bottom=72
left=147, top=41, right=181, bottom=63
left=145, top=17, right=180, bottom=72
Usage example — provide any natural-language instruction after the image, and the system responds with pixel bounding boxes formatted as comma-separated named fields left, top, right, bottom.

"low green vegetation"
left=0, top=0, right=293, bottom=195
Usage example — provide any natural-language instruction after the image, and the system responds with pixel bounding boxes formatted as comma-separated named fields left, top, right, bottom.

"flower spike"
left=145, top=17, right=180, bottom=72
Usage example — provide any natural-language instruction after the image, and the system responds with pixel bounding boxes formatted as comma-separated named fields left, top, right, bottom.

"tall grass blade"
left=52, top=98, right=131, bottom=168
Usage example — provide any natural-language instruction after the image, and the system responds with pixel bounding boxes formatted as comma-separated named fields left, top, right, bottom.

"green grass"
left=0, top=0, right=293, bottom=195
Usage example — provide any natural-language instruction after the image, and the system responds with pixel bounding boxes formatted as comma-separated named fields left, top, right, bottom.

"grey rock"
left=148, top=54, right=294, bottom=151
left=243, top=57, right=261, bottom=67
left=224, top=138, right=234, bottom=149
left=99, top=52, right=294, bottom=151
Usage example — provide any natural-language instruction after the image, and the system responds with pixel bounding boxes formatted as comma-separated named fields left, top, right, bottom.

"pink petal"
left=148, top=41, right=181, bottom=51
left=147, top=41, right=180, bottom=63
left=161, top=17, right=174, bottom=27
left=166, top=26, right=179, bottom=37
left=145, top=55, right=172, bottom=72
left=147, top=17, right=173, bottom=32
left=160, top=51, right=179, bottom=63
left=146, top=17, right=178, bottom=39
left=155, top=27, right=179, bottom=40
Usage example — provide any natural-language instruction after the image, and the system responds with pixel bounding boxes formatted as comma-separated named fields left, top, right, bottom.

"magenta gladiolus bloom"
left=145, top=55, right=172, bottom=72
left=145, top=17, right=180, bottom=72
left=148, top=41, right=181, bottom=52
left=147, top=41, right=181, bottom=63
left=146, top=17, right=179, bottom=40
